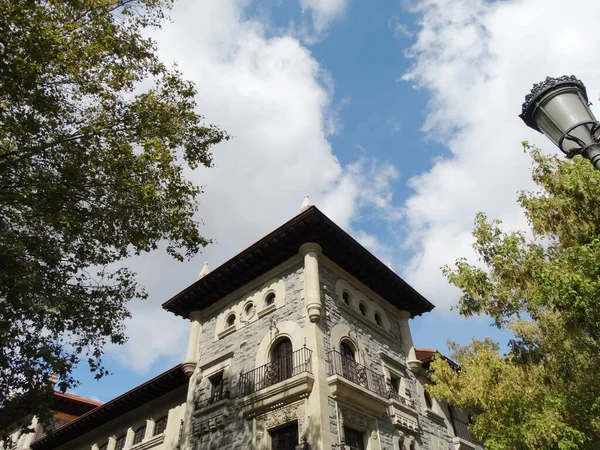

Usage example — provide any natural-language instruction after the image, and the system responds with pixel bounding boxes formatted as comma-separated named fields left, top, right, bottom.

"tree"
left=0, top=0, right=228, bottom=434
left=428, top=144, right=600, bottom=449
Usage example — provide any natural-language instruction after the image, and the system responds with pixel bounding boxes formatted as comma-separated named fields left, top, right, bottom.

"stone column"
left=125, top=428, right=134, bottom=448
left=300, top=243, right=322, bottom=322
left=299, top=243, right=336, bottom=449
left=398, top=311, right=422, bottom=372
left=144, top=419, right=155, bottom=440
left=182, top=311, right=202, bottom=376
left=107, top=436, right=117, bottom=450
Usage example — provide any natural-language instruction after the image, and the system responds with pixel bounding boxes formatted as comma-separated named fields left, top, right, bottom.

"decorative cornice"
left=299, top=242, right=322, bottom=256
left=379, top=352, right=407, bottom=370
left=162, top=206, right=434, bottom=319
left=198, top=351, right=234, bottom=371
left=257, top=303, right=276, bottom=318
left=216, top=325, right=236, bottom=340
left=182, top=361, right=197, bottom=377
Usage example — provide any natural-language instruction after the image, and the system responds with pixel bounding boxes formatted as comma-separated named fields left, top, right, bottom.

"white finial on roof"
left=198, top=262, right=209, bottom=279
left=300, top=195, right=311, bottom=212
left=387, top=263, right=394, bottom=272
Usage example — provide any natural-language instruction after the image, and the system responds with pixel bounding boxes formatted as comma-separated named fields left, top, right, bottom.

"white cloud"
left=299, top=0, right=347, bottom=38
left=107, top=0, right=396, bottom=373
left=401, top=0, right=600, bottom=310
left=389, top=16, right=413, bottom=39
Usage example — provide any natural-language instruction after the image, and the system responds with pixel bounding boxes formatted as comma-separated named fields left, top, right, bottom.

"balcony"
left=388, top=389, right=415, bottom=409
left=238, top=347, right=314, bottom=415
left=452, top=418, right=483, bottom=450
left=192, top=382, right=230, bottom=435
left=194, top=383, right=230, bottom=413
left=327, top=350, right=389, bottom=416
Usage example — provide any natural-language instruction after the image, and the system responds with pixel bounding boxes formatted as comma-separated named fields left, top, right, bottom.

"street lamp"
left=520, top=75, right=600, bottom=169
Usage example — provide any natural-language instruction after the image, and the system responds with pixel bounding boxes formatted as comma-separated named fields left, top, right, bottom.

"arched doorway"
left=340, top=340, right=358, bottom=383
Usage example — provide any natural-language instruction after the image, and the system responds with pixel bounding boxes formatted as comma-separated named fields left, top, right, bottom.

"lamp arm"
left=563, top=135, right=589, bottom=158
left=562, top=122, right=600, bottom=170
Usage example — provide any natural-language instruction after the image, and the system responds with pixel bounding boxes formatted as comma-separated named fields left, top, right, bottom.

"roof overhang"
left=32, top=365, right=188, bottom=450
left=163, top=206, right=434, bottom=318
left=52, top=392, right=102, bottom=417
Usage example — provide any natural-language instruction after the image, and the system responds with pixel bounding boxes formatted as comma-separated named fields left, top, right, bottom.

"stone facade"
left=182, top=246, right=483, bottom=450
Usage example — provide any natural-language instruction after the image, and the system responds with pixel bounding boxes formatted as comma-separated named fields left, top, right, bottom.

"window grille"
left=154, top=416, right=168, bottom=435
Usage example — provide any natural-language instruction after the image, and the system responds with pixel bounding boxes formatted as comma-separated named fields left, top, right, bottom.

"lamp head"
left=520, top=75, right=598, bottom=156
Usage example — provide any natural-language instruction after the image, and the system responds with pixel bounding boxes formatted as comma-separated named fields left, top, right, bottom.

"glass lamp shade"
left=520, top=76, right=597, bottom=154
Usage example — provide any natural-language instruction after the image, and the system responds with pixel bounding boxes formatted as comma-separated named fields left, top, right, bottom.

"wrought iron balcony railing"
left=195, top=384, right=230, bottom=410
left=327, top=350, right=387, bottom=397
left=388, top=389, right=415, bottom=408
left=239, top=347, right=312, bottom=397
left=452, top=418, right=481, bottom=445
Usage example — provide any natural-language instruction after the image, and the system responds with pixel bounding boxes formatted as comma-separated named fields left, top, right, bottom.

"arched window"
left=342, top=291, right=351, bottom=305
left=226, top=314, right=236, bottom=328
left=265, top=292, right=275, bottom=306
left=244, top=302, right=255, bottom=316
left=340, top=341, right=355, bottom=361
left=359, top=303, right=367, bottom=316
left=424, top=389, right=433, bottom=409
left=374, top=313, right=382, bottom=326
left=133, top=425, right=146, bottom=445
left=154, top=416, right=168, bottom=435
left=270, top=338, right=293, bottom=384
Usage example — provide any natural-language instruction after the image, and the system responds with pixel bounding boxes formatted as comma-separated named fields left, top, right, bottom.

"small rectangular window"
left=209, top=372, right=224, bottom=404
left=270, top=422, right=298, bottom=450
left=344, top=426, right=365, bottom=450
left=133, top=425, right=146, bottom=445
left=114, top=435, right=126, bottom=450
left=154, top=416, right=168, bottom=435
left=390, top=376, right=400, bottom=393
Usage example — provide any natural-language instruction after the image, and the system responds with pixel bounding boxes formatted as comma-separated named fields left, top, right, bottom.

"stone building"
left=164, top=203, right=483, bottom=450
left=5, top=365, right=189, bottom=450
left=7, top=203, right=483, bottom=450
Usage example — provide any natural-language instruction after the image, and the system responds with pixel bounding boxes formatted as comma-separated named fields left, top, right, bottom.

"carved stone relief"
left=257, top=402, right=299, bottom=430
left=297, top=404, right=305, bottom=429
left=339, top=406, right=373, bottom=431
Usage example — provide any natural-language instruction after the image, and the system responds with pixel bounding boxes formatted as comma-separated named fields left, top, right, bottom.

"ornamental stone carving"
left=297, top=404, right=305, bottom=429
left=258, top=403, right=299, bottom=430
left=339, top=406, right=372, bottom=430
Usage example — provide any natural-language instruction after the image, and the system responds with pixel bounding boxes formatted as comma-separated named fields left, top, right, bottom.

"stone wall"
left=189, top=255, right=460, bottom=450
left=319, top=261, right=455, bottom=450
left=190, top=263, right=307, bottom=450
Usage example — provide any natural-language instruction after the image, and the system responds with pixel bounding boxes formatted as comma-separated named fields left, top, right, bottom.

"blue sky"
left=71, top=0, right=600, bottom=403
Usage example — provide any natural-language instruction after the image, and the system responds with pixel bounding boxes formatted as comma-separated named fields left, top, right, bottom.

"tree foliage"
left=429, top=144, right=600, bottom=449
left=0, top=0, right=228, bottom=434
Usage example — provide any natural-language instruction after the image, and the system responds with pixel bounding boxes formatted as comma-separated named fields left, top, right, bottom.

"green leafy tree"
left=429, top=144, right=600, bottom=449
left=0, top=0, right=228, bottom=434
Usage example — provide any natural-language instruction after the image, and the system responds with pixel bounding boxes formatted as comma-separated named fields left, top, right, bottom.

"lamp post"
left=520, top=75, right=600, bottom=170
